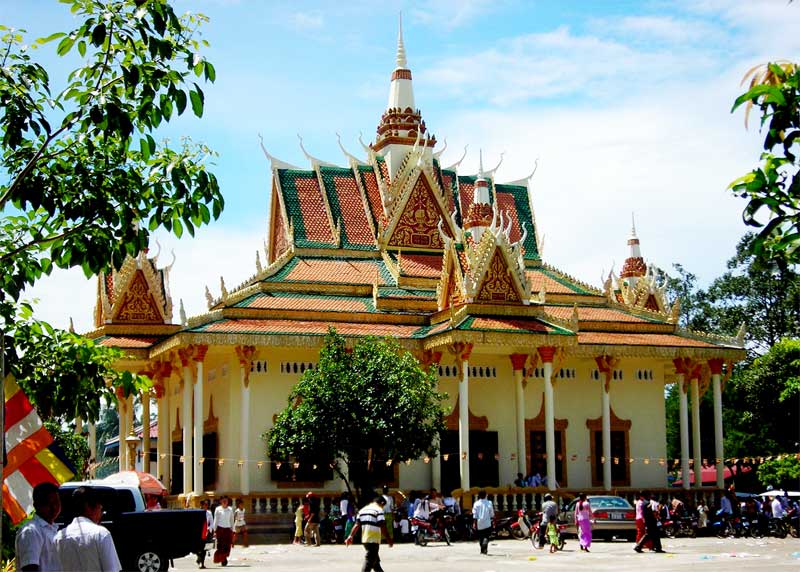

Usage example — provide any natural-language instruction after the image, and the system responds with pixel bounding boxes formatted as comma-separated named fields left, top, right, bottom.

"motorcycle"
left=511, top=509, right=535, bottom=540
left=663, top=511, right=698, bottom=538
left=530, top=516, right=566, bottom=550
left=493, top=513, right=517, bottom=539
left=412, top=509, right=452, bottom=546
left=712, top=512, right=740, bottom=538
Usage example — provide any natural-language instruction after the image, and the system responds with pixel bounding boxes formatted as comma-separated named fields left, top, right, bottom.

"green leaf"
left=77, top=40, right=86, bottom=57
left=175, top=90, right=187, bottom=114
left=140, top=137, right=151, bottom=160
left=56, top=35, right=75, bottom=56
left=204, top=61, right=216, bottom=82
left=90, top=23, right=106, bottom=47
left=36, top=32, right=66, bottom=45
left=189, top=87, right=204, bottom=118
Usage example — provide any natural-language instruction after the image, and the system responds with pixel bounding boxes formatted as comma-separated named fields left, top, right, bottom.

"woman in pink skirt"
left=574, top=493, right=592, bottom=552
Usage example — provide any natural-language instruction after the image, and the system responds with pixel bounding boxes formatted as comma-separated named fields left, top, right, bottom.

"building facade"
left=86, top=28, right=744, bottom=503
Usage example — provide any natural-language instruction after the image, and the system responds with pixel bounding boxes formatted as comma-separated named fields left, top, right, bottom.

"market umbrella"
left=101, top=470, right=167, bottom=496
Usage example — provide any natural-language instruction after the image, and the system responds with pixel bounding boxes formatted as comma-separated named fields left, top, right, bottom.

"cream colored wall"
left=172, top=347, right=669, bottom=495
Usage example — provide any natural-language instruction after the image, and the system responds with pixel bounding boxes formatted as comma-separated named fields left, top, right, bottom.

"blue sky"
left=3, top=0, right=800, bottom=332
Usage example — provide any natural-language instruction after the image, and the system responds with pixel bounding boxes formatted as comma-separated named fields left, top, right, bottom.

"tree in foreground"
left=729, top=61, right=799, bottom=264
left=266, top=330, right=447, bottom=502
left=0, top=0, right=224, bottom=424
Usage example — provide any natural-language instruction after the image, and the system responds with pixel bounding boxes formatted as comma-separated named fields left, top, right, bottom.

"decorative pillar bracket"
left=235, top=345, right=258, bottom=388
left=595, top=354, right=619, bottom=393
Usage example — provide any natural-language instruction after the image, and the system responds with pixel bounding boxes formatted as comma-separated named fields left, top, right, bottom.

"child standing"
left=233, top=499, right=248, bottom=548
left=547, top=515, right=559, bottom=553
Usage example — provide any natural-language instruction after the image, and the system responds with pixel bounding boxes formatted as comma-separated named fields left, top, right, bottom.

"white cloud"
left=409, top=0, right=497, bottom=30
left=287, top=10, right=324, bottom=31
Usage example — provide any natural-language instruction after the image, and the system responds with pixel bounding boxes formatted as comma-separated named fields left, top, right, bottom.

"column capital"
left=594, top=354, right=619, bottom=393
left=177, top=345, right=196, bottom=368
left=193, top=344, right=209, bottom=363
left=708, top=357, right=724, bottom=375
left=509, top=353, right=528, bottom=372
left=419, top=350, right=443, bottom=368
left=537, top=346, right=557, bottom=364
left=235, top=345, right=258, bottom=388
left=448, top=342, right=473, bottom=362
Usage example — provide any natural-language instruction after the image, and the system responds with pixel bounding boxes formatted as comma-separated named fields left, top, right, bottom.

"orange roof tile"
left=197, top=319, right=424, bottom=338
left=281, top=259, right=390, bottom=285
left=545, top=305, right=655, bottom=323
left=238, top=293, right=370, bottom=312
left=578, top=332, right=723, bottom=349
left=295, top=176, right=334, bottom=243
left=495, top=192, right=524, bottom=244
left=97, top=336, right=159, bottom=349
left=332, top=175, right=373, bottom=246
left=359, top=168, right=384, bottom=229
left=401, top=254, right=443, bottom=278
left=467, top=316, right=557, bottom=334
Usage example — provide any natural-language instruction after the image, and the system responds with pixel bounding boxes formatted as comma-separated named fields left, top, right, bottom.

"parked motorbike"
left=511, top=509, right=534, bottom=540
left=663, top=511, right=698, bottom=538
left=493, top=514, right=517, bottom=539
left=412, top=509, right=452, bottom=546
left=530, top=516, right=566, bottom=550
left=712, top=512, right=740, bottom=538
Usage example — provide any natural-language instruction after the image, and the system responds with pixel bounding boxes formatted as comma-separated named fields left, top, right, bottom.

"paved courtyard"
left=173, top=536, right=800, bottom=571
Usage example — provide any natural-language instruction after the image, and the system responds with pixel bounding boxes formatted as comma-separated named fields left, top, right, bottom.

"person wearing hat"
left=304, top=492, right=322, bottom=547
left=537, top=494, right=559, bottom=549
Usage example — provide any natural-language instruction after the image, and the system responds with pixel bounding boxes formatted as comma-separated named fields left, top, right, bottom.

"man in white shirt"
left=772, top=496, right=785, bottom=519
left=15, top=482, right=62, bottom=572
left=54, top=486, right=121, bottom=572
left=472, top=490, right=495, bottom=555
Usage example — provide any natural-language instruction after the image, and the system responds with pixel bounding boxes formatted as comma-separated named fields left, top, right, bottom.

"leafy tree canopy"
left=730, top=62, right=800, bottom=264
left=266, top=330, right=447, bottom=501
left=757, top=455, right=800, bottom=491
left=0, top=0, right=223, bottom=421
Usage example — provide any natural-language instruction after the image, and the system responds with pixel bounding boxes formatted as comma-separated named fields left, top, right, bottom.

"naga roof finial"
left=631, top=211, right=637, bottom=237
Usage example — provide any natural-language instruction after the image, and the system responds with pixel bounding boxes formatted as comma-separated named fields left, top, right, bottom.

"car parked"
left=559, top=495, right=636, bottom=541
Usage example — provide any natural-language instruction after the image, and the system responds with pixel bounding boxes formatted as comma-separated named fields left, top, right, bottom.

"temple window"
left=249, top=360, right=268, bottom=373
left=636, top=369, right=654, bottom=381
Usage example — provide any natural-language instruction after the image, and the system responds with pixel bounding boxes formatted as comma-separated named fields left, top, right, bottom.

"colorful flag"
left=3, top=374, right=74, bottom=524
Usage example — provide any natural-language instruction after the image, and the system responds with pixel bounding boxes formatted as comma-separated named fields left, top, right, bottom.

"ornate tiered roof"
left=86, top=25, right=744, bottom=363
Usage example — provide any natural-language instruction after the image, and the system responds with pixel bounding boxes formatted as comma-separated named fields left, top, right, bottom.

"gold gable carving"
left=388, top=177, right=450, bottom=249
left=476, top=250, right=522, bottom=303
left=114, top=270, right=163, bottom=324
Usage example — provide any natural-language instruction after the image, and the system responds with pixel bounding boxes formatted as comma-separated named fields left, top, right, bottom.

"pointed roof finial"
left=396, top=12, right=407, bottom=69
left=479, top=149, right=484, bottom=178
left=631, top=212, right=637, bottom=237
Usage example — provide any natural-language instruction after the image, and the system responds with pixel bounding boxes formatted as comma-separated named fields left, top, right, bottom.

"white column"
left=87, top=422, right=97, bottom=478
left=513, top=368, right=526, bottom=476
left=712, top=372, right=724, bottom=489
left=125, top=395, right=134, bottom=470
left=182, top=364, right=193, bottom=496
left=431, top=434, right=441, bottom=492
left=118, top=397, right=126, bottom=472
left=142, top=391, right=151, bottom=474
left=543, top=361, right=556, bottom=491
left=459, top=359, right=470, bottom=491
left=602, top=382, right=612, bottom=491
left=157, top=383, right=170, bottom=484
left=691, top=377, right=702, bottom=489
left=193, top=360, right=204, bottom=494
left=240, top=364, right=251, bottom=495
left=678, top=375, right=690, bottom=490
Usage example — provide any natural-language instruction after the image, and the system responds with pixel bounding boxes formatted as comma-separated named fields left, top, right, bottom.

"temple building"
left=86, top=26, right=744, bottom=503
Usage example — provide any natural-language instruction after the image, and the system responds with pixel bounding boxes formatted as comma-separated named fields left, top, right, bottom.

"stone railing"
left=165, top=491, right=343, bottom=513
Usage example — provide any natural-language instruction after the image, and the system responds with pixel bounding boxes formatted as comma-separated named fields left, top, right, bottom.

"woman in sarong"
left=575, top=493, right=592, bottom=552
left=214, top=496, right=234, bottom=566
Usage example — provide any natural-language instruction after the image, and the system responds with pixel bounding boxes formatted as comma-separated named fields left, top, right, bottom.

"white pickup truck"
left=57, top=481, right=207, bottom=572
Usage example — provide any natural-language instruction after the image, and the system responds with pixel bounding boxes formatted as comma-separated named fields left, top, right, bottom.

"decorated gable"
left=387, top=174, right=452, bottom=250
left=112, top=270, right=165, bottom=324
left=476, top=250, right=523, bottom=303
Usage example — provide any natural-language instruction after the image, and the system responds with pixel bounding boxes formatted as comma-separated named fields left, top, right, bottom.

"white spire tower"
left=373, top=15, right=436, bottom=178
left=620, top=212, right=646, bottom=287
